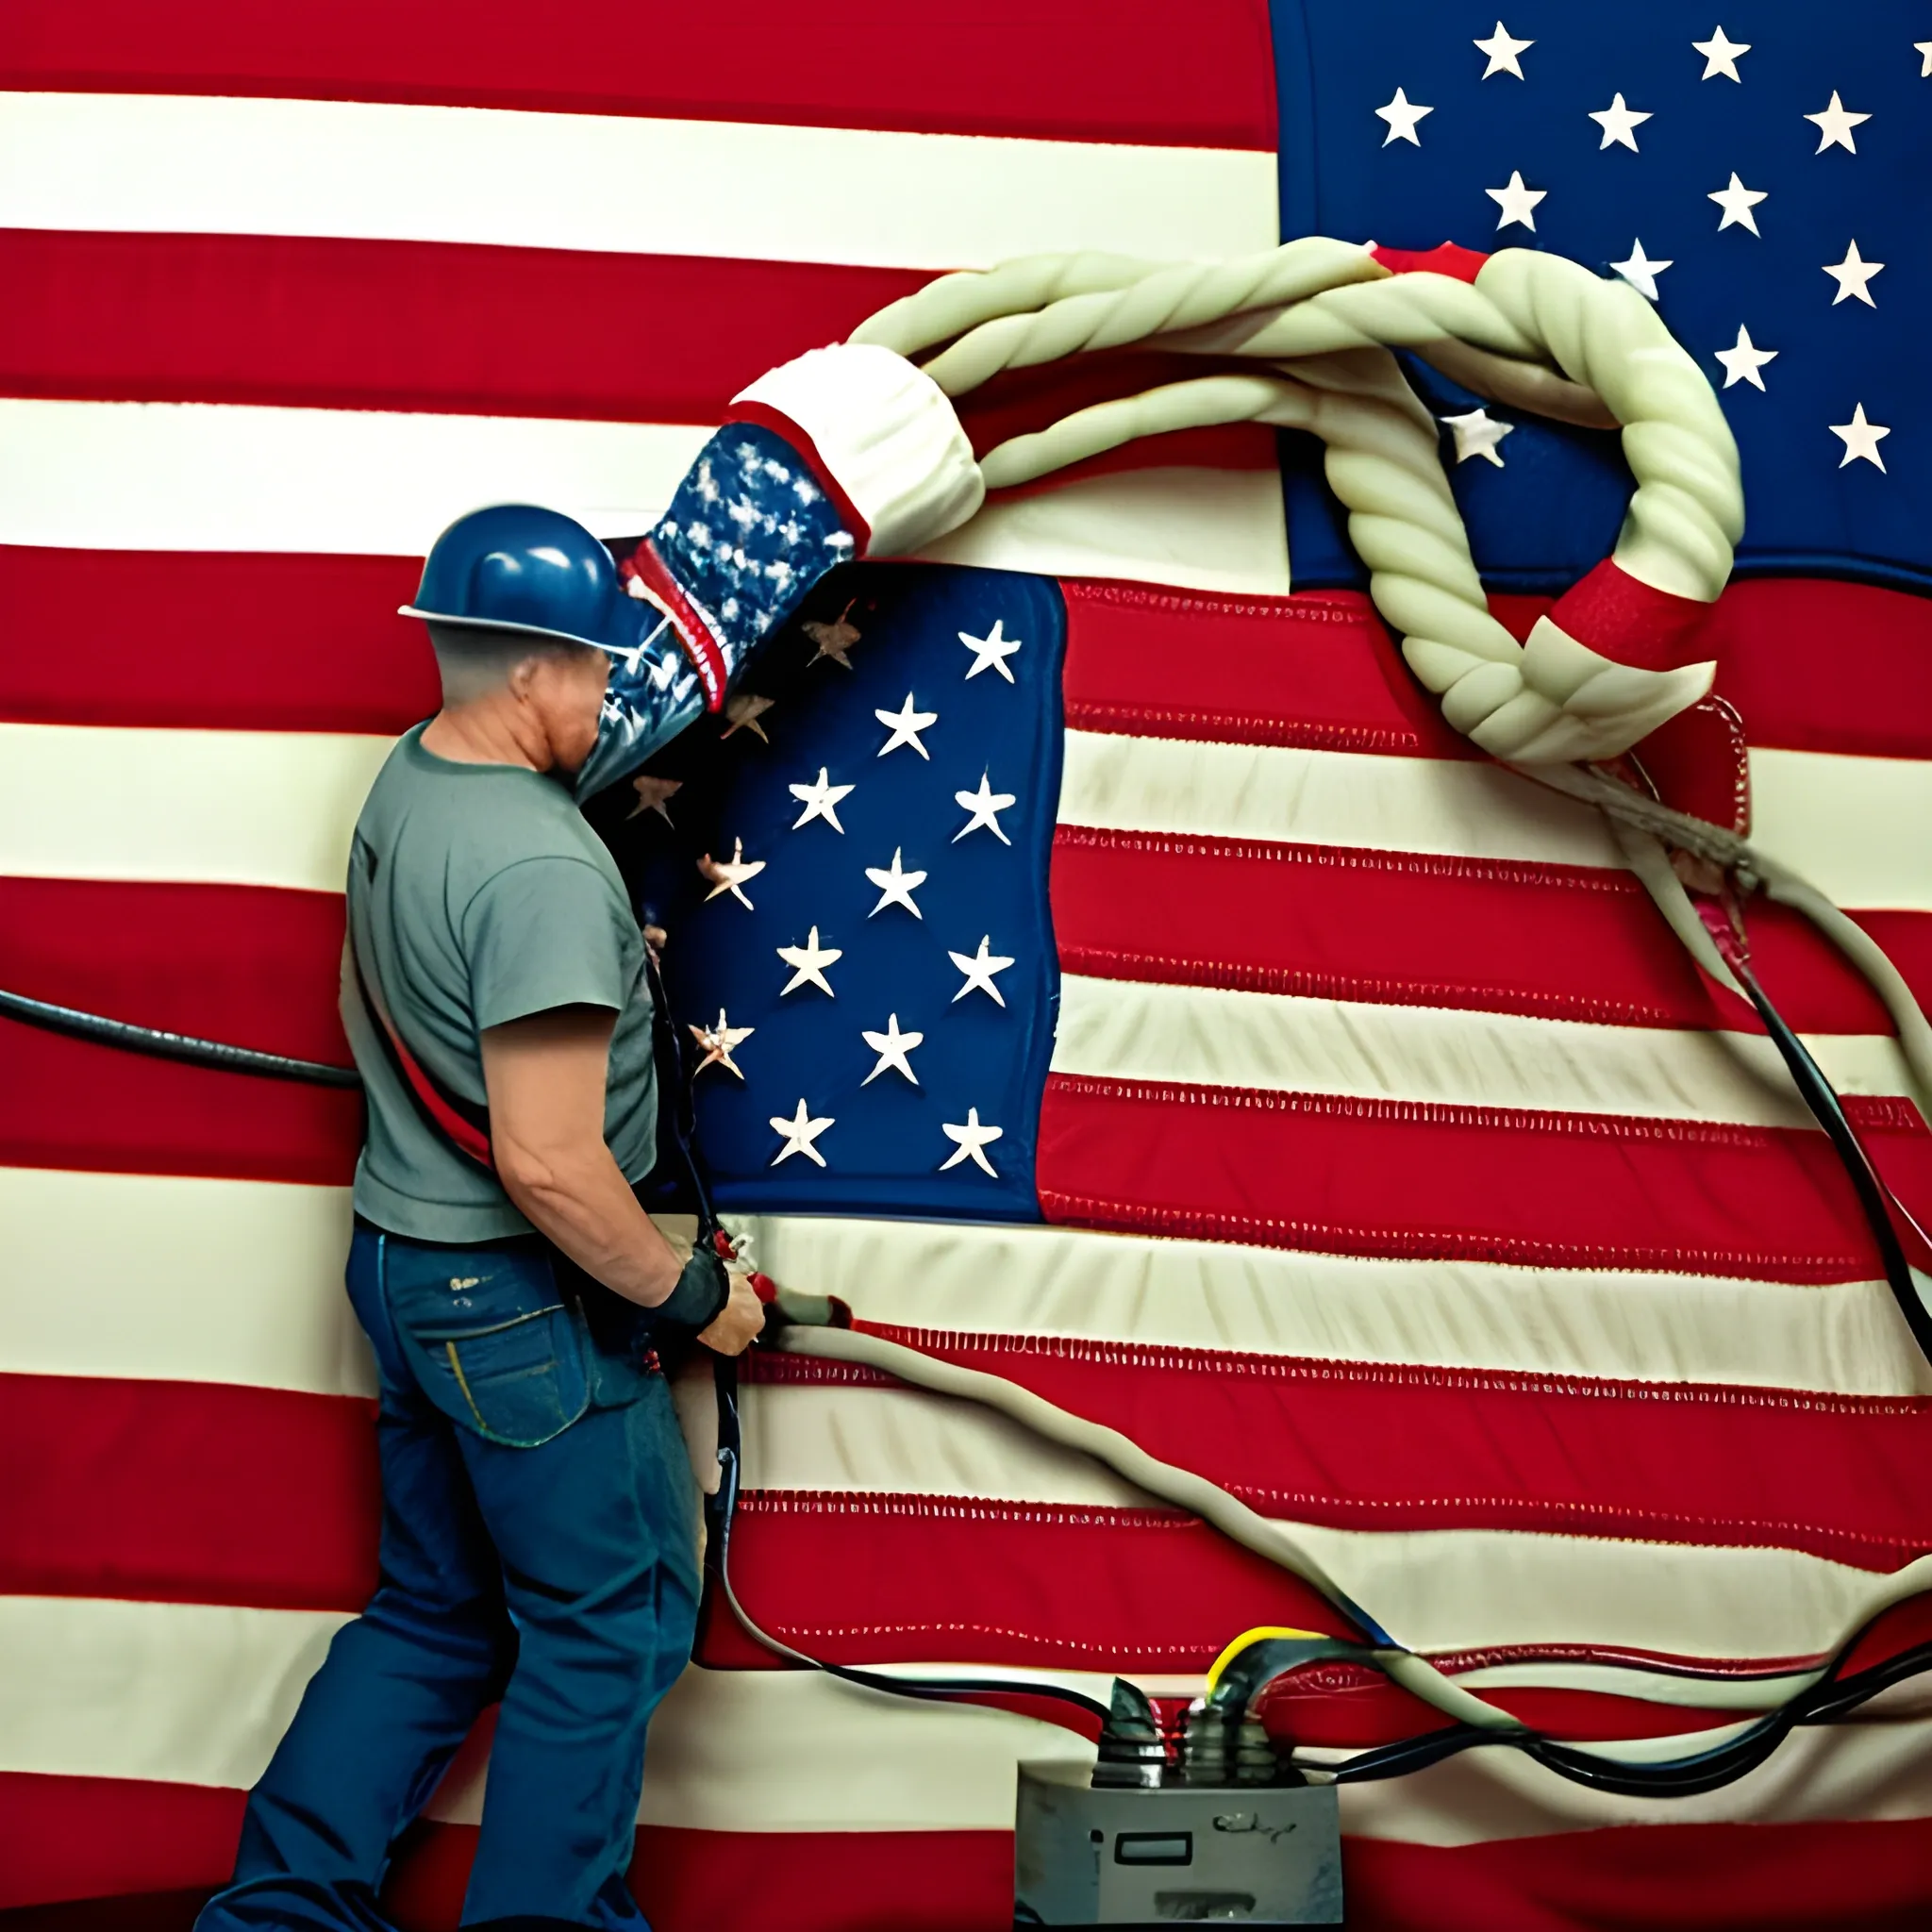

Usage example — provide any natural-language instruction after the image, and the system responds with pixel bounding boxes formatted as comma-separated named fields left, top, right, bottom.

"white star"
left=689, top=1009, right=754, bottom=1080
left=865, top=847, right=927, bottom=919
left=1610, top=240, right=1674, bottom=301
left=775, top=925, right=841, bottom=998
left=1441, top=407, right=1515, bottom=467
left=949, top=936, right=1016, bottom=1007
left=1589, top=93, right=1652, bottom=152
left=1830, top=405, right=1890, bottom=472
left=788, top=766, right=854, bottom=833
left=953, top=771, right=1017, bottom=845
left=1806, top=92, right=1870, bottom=155
left=1823, top=242, right=1885, bottom=308
left=1917, top=42, right=1932, bottom=79
left=1713, top=326, right=1778, bottom=391
left=698, top=838, right=765, bottom=910
left=1485, top=170, right=1546, bottom=231
left=1474, top=22, right=1533, bottom=78
left=939, top=1108, right=1004, bottom=1177
left=958, top=618, right=1023, bottom=683
left=860, top=1013, right=924, bottom=1087
left=875, top=692, right=938, bottom=759
left=1374, top=88, right=1433, bottom=146
left=769, top=1098, right=834, bottom=1168
left=1708, top=172, right=1767, bottom=235
left=1692, top=27, right=1751, bottom=82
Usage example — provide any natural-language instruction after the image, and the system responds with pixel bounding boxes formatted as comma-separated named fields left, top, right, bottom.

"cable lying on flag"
left=737, top=1292, right=1932, bottom=1801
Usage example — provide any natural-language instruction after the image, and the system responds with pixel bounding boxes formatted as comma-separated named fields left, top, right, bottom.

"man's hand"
left=697, top=1271, right=766, bottom=1357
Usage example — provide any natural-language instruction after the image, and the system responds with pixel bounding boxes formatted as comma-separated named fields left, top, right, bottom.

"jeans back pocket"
left=384, top=1241, right=592, bottom=1448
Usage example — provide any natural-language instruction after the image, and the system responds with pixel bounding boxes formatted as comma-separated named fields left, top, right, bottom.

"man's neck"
left=421, top=695, right=548, bottom=771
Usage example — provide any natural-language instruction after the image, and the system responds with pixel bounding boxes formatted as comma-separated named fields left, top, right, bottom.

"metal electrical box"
left=1014, top=1764, right=1343, bottom=1925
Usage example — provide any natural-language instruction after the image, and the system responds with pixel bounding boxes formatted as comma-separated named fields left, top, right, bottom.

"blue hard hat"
left=401, top=504, right=654, bottom=658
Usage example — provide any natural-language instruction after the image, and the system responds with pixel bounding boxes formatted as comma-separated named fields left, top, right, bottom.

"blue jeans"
left=196, top=1224, right=701, bottom=1932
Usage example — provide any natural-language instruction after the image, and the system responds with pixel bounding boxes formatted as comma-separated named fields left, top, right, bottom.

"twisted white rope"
left=857, top=242, right=1740, bottom=765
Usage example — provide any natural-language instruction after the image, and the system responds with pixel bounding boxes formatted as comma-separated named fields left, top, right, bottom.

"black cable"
left=0, top=986, right=362, bottom=1088
left=706, top=1382, right=1114, bottom=1725
left=1301, top=1631, right=1932, bottom=1797
left=1724, top=950, right=1932, bottom=1364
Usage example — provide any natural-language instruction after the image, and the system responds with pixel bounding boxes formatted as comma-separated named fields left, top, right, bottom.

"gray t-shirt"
left=341, top=724, right=658, bottom=1241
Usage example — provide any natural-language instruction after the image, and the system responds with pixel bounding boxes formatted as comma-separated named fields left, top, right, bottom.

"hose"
left=768, top=1320, right=1932, bottom=1794
left=0, top=985, right=361, bottom=1088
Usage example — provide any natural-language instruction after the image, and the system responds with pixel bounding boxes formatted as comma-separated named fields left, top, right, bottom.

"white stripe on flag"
left=0, top=1593, right=346, bottom=1790
left=743, top=1213, right=1928, bottom=1397
left=736, top=1381, right=1924, bottom=1663
left=1058, top=730, right=1932, bottom=912
left=7, top=1174, right=1922, bottom=1398
left=0, top=400, right=1292, bottom=592
left=0, top=1170, right=373, bottom=1397
left=0, top=720, right=392, bottom=893
left=923, top=464, right=1291, bottom=596
left=0, top=92, right=1277, bottom=270
left=11, top=719, right=1926, bottom=915
left=1058, top=730, right=1623, bottom=866
left=2, top=1594, right=1926, bottom=1844
left=1749, top=746, right=1932, bottom=915
left=0, top=397, right=709, bottom=554
left=1051, top=973, right=1918, bottom=1126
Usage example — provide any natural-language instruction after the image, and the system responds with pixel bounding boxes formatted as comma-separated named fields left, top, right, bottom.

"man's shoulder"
left=359, top=734, right=602, bottom=873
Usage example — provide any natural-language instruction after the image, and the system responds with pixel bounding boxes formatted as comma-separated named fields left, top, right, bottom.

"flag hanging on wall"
left=4, top=4, right=1932, bottom=1927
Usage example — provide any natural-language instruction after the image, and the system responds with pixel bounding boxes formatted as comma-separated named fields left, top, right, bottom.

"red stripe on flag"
left=743, top=1331, right=1932, bottom=1569
left=1491, top=577, right=1932, bottom=762
left=0, top=1774, right=242, bottom=1912
left=1050, top=826, right=1932, bottom=1034
left=0, top=878, right=351, bottom=1062
left=1038, top=1074, right=1932, bottom=1285
left=1060, top=580, right=1471, bottom=756
left=19, top=1341, right=1928, bottom=1634
left=12, top=1808, right=1932, bottom=1930
left=0, top=230, right=925, bottom=424
left=0, top=1018, right=360, bottom=1182
left=0, top=1375, right=377, bottom=1611
left=380, top=1814, right=1932, bottom=1932
left=0, top=0, right=1279, bottom=148
left=380, top=1820, right=1015, bottom=1932
left=0, top=545, right=435, bottom=734
left=0, top=876, right=361, bottom=1180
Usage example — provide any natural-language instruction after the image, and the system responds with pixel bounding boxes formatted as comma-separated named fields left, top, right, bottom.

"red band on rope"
left=1370, top=242, right=1490, bottom=285
left=1547, top=559, right=1716, bottom=673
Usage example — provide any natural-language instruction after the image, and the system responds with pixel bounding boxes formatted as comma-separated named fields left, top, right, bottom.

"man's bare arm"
left=482, top=1006, right=682, bottom=1305
left=479, top=1006, right=763, bottom=1353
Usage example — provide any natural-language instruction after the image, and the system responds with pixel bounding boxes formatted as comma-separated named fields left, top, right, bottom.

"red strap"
left=374, top=1004, right=496, bottom=1171
left=349, top=937, right=495, bottom=1172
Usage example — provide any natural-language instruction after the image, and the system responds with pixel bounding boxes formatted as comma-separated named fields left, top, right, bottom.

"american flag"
left=4, top=4, right=1932, bottom=1927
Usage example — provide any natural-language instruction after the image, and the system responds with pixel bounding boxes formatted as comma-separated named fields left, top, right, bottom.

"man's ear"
left=504, top=651, right=542, bottom=703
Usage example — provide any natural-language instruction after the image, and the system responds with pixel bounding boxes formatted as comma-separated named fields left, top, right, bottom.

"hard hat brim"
left=398, top=606, right=635, bottom=658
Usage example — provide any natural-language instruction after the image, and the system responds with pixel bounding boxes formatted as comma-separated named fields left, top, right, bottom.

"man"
left=195, top=346, right=984, bottom=1930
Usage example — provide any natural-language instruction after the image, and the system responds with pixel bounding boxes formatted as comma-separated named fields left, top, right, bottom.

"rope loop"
left=855, top=241, right=1743, bottom=765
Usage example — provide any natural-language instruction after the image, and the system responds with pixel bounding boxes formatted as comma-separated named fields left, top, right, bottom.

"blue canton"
left=1271, top=0, right=1929, bottom=594
left=632, top=567, right=1066, bottom=1221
